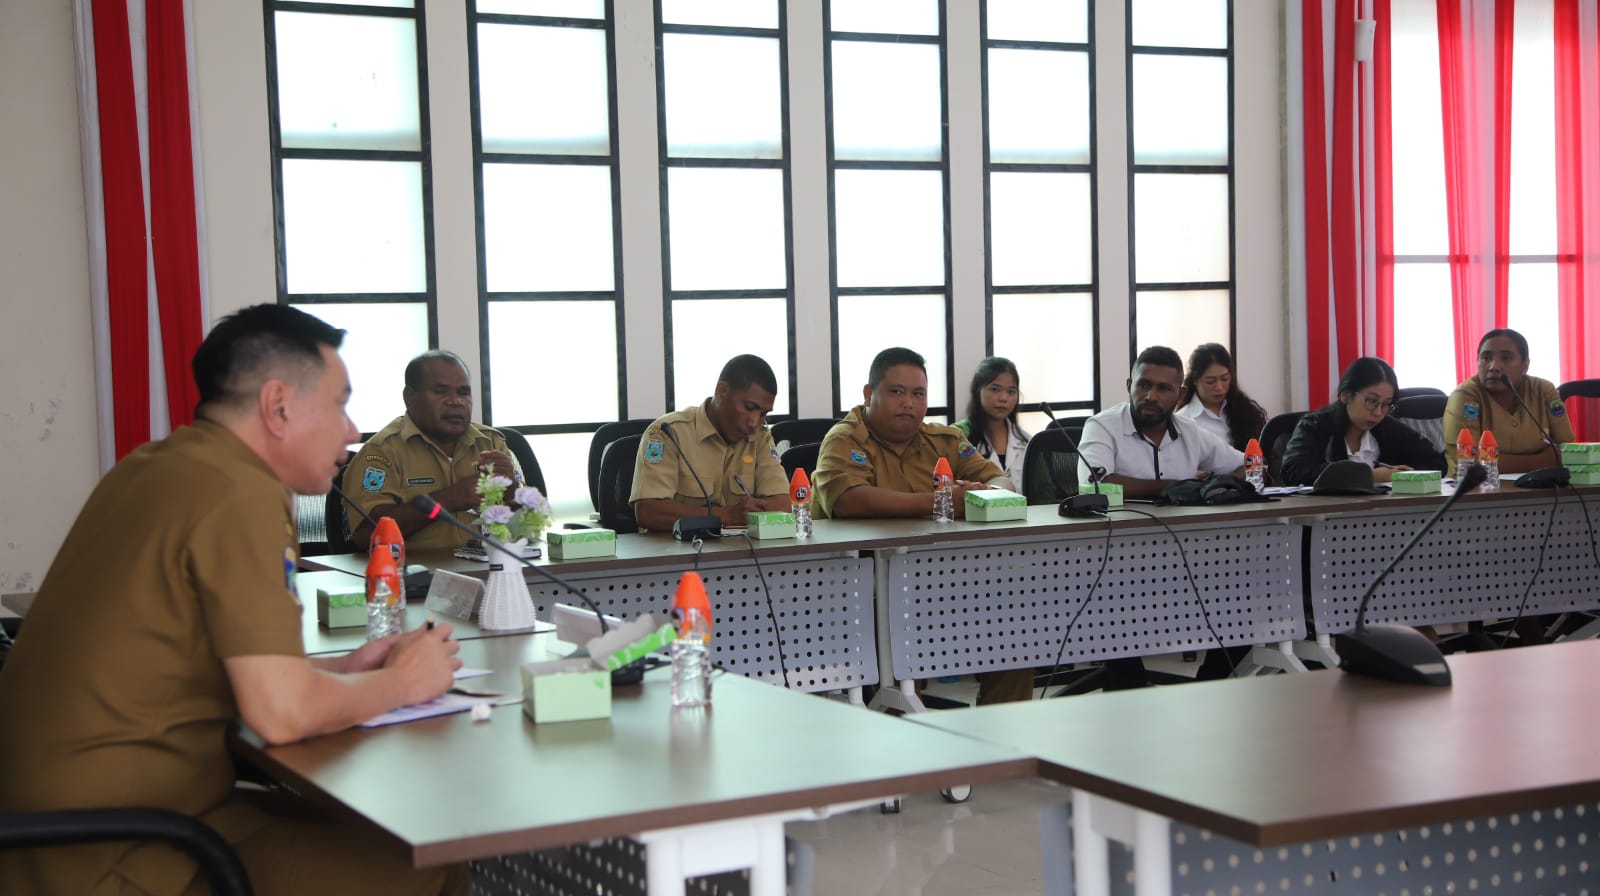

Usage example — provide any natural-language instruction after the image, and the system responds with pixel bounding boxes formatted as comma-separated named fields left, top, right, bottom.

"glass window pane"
left=275, top=12, right=419, bottom=151
left=986, top=0, right=1087, bottom=44
left=523, top=431, right=591, bottom=519
left=1130, top=0, right=1227, bottom=49
left=1134, top=290, right=1230, bottom=363
left=1133, top=173, right=1230, bottom=283
left=664, top=34, right=782, bottom=159
left=1132, top=55, right=1228, bottom=165
left=292, top=302, right=429, bottom=434
left=988, top=48, right=1089, bottom=164
left=834, top=169, right=946, bottom=288
left=487, top=300, right=620, bottom=425
left=666, top=168, right=787, bottom=292
left=662, top=0, right=778, bottom=29
left=1390, top=2, right=1448, bottom=255
left=483, top=163, right=615, bottom=293
left=992, top=293, right=1095, bottom=404
left=1506, top=263, right=1563, bottom=378
left=1389, top=264, right=1456, bottom=392
left=830, top=42, right=943, bottom=162
left=990, top=172, right=1092, bottom=286
left=283, top=159, right=425, bottom=294
left=478, top=0, right=603, bottom=17
left=478, top=24, right=610, bottom=156
left=671, top=299, right=791, bottom=416
left=1508, top=5, right=1556, bottom=255
left=830, top=0, right=940, bottom=36
left=836, top=294, right=948, bottom=410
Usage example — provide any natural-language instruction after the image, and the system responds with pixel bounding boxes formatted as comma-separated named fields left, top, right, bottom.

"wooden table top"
left=910, top=640, right=1600, bottom=846
left=230, top=653, right=1036, bottom=867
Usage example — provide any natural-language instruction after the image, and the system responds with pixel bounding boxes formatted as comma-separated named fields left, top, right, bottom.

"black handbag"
left=1155, top=475, right=1270, bottom=506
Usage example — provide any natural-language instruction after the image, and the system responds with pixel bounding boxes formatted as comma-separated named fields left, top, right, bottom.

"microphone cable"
left=1497, top=486, right=1561, bottom=648
left=1105, top=507, right=1232, bottom=677
left=1044, top=511, right=1116, bottom=694
left=732, top=476, right=792, bottom=689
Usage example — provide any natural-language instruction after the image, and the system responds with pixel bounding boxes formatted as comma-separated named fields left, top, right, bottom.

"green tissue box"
left=1567, top=463, right=1600, bottom=487
left=1089, top=483, right=1124, bottom=507
left=746, top=511, right=796, bottom=539
left=965, top=488, right=1026, bottom=522
left=1561, top=443, right=1600, bottom=467
left=1390, top=470, right=1442, bottom=494
left=520, top=659, right=612, bottom=723
left=317, top=587, right=367, bottom=629
left=546, top=528, right=616, bottom=560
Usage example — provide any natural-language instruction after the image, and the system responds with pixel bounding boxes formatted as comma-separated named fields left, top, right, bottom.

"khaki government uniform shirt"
left=1442, top=374, right=1574, bottom=469
left=812, top=406, right=1007, bottom=519
left=0, top=421, right=306, bottom=894
left=342, top=414, right=512, bottom=550
left=629, top=401, right=788, bottom=527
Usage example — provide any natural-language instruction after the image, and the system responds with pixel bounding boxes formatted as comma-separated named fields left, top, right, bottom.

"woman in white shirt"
left=953, top=357, right=1031, bottom=484
left=1176, top=343, right=1269, bottom=452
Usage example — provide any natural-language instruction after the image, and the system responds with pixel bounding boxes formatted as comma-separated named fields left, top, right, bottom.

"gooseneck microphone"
left=1037, top=403, right=1110, bottom=517
left=329, top=482, right=381, bottom=531
left=657, top=421, right=722, bottom=541
left=1334, top=461, right=1488, bottom=686
left=1496, top=372, right=1571, bottom=489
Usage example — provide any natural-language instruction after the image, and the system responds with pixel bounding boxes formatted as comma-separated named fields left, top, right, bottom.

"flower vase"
left=478, top=538, right=536, bottom=631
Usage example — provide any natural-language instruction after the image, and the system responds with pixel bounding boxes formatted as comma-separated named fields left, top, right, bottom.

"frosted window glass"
left=1132, top=56, right=1228, bottom=165
left=831, top=42, right=943, bottom=162
left=275, top=13, right=419, bottom=151
left=987, top=49, right=1089, bottom=164
left=291, top=303, right=429, bottom=434
left=477, top=0, right=604, bottom=17
left=1389, top=3, right=1448, bottom=255
left=283, top=159, right=426, bottom=294
left=487, top=301, right=620, bottom=425
left=671, top=299, right=791, bottom=416
left=836, top=294, right=948, bottom=410
left=478, top=24, right=610, bottom=155
left=1134, top=290, right=1230, bottom=363
left=1133, top=174, right=1230, bottom=284
left=482, top=164, right=615, bottom=293
left=830, top=0, right=939, bottom=35
left=667, top=168, right=787, bottom=292
left=662, top=0, right=778, bottom=28
left=664, top=34, right=782, bottom=159
left=1389, top=264, right=1456, bottom=393
left=1506, top=264, right=1563, bottom=377
left=990, top=172, right=1092, bottom=287
left=992, top=293, right=1095, bottom=403
left=522, top=431, right=592, bottom=520
left=986, top=0, right=1087, bottom=43
left=1508, top=5, right=1556, bottom=254
left=1130, top=0, right=1227, bottom=48
left=834, top=170, right=946, bottom=288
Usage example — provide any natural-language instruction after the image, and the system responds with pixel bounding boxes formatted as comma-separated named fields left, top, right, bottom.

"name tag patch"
left=362, top=467, right=387, bottom=491
left=407, top=477, right=437, bottom=486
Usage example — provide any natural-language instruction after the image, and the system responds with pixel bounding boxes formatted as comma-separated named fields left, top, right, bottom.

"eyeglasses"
left=1357, top=392, right=1399, bottom=415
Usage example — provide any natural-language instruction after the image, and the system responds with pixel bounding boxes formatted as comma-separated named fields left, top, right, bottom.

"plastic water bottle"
left=1455, top=429, right=1478, bottom=481
left=371, top=517, right=405, bottom=575
left=789, top=467, right=813, bottom=538
left=1243, top=437, right=1266, bottom=492
left=671, top=608, right=712, bottom=708
left=932, top=457, right=954, bottom=523
left=1479, top=429, right=1500, bottom=492
left=365, top=548, right=403, bottom=640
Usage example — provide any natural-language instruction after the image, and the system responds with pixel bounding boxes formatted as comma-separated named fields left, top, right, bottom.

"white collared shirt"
left=971, top=419, right=1031, bottom=484
left=1078, top=402, right=1246, bottom=484
left=1350, top=429, right=1380, bottom=467
left=1175, top=400, right=1230, bottom=444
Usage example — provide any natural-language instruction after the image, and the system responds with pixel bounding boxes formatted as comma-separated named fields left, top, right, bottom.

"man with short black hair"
left=632, top=354, right=791, bottom=532
left=0, top=304, right=465, bottom=895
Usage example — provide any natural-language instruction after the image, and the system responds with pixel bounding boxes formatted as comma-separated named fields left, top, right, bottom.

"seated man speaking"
left=343, top=350, right=519, bottom=551
left=631, top=354, right=791, bottom=532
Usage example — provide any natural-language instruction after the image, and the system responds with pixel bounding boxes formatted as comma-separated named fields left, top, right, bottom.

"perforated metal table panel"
left=1308, top=491, right=1600, bottom=632
left=884, top=517, right=1304, bottom=680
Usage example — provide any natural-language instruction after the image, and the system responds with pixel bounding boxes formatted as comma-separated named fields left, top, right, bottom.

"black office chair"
left=780, top=442, right=821, bottom=481
left=322, top=462, right=356, bottom=555
left=588, top=420, right=653, bottom=513
left=493, top=427, right=548, bottom=496
left=1396, top=386, right=1446, bottom=400
left=596, top=434, right=642, bottom=534
left=1259, top=411, right=1305, bottom=487
left=293, top=492, right=330, bottom=556
left=1017, top=426, right=1087, bottom=505
left=770, top=418, right=838, bottom=452
left=1392, top=394, right=1447, bottom=453
left=1559, top=379, right=1600, bottom=442
left=1558, top=378, right=1600, bottom=401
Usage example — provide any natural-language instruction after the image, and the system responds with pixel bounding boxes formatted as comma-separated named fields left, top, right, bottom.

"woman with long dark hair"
left=1281, top=356, right=1445, bottom=485
left=1176, top=343, right=1268, bottom=452
left=953, top=356, right=1030, bottom=484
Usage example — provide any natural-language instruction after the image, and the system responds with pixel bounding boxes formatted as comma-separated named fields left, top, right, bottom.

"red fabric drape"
left=1302, top=0, right=1335, bottom=403
left=1435, top=0, right=1485, bottom=385
left=1329, top=0, right=1362, bottom=388
left=1491, top=0, right=1514, bottom=328
left=1374, top=1, right=1396, bottom=362
left=1553, top=1, right=1592, bottom=440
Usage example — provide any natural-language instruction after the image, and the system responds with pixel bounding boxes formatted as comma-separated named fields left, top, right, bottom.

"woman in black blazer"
left=1281, top=357, right=1446, bottom=486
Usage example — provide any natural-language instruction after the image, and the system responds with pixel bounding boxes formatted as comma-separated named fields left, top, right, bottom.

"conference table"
left=911, top=640, right=1600, bottom=896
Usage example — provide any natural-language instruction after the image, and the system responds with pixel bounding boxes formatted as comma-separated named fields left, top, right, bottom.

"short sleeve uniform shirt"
left=629, top=402, right=787, bottom=527
left=342, top=415, right=512, bottom=550
left=1078, top=402, right=1245, bottom=484
left=812, top=406, right=1008, bottom=519
left=1442, top=374, right=1574, bottom=469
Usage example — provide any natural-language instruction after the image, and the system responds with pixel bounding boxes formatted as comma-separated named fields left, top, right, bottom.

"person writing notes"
left=1281, top=356, right=1445, bottom=486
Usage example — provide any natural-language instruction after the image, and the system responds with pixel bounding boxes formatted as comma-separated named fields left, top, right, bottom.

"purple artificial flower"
left=514, top=486, right=547, bottom=511
left=487, top=475, right=514, bottom=491
left=481, top=504, right=514, bottom=526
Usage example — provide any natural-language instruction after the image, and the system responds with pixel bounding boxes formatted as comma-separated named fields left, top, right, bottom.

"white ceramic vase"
left=478, top=538, right=536, bottom=631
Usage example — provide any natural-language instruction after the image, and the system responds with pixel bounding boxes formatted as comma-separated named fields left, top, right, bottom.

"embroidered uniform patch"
left=1550, top=398, right=1567, bottom=418
left=362, top=466, right=386, bottom=491
left=769, top=448, right=781, bottom=461
left=283, top=547, right=299, bottom=603
left=1463, top=403, right=1481, bottom=421
left=958, top=440, right=977, bottom=458
left=849, top=450, right=867, bottom=466
left=645, top=440, right=665, bottom=463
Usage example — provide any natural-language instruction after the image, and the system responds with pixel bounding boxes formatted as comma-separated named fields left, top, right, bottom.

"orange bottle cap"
left=789, top=467, right=811, bottom=503
left=934, top=457, right=954, bottom=479
left=1479, top=430, right=1498, bottom=448
left=1456, top=429, right=1476, bottom=448
left=1245, top=438, right=1263, bottom=457
left=373, top=517, right=403, bottom=543
left=671, top=570, right=713, bottom=634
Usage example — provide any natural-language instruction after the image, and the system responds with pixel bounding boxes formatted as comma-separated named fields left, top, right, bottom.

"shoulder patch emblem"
left=1549, top=398, right=1567, bottom=418
left=1463, top=403, right=1481, bottom=421
left=959, top=440, right=977, bottom=458
left=362, top=466, right=386, bottom=492
left=645, top=440, right=665, bottom=463
left=283, top=547, right=300, bottom=604
left=849, top=450, right=868, bottom=466
left=770, top=447, right=781, bottom=461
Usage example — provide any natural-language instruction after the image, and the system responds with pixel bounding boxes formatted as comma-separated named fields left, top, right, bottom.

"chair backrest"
left=0, top=808, right=254, bottom=896
left=1392, top=394, right=1447, bottom=453
left=493, top=427, right=548, bottom=496
left=1018, top=426, right=1082, bottom=504
left=1559, top=379, right=1600, bottom=441
left=780, top=442, right=821, bottom=481
left=597, top=434, right=642, bottom=534
left=588, top=419, right=654, bottom=512
left=770, top=418, right=838, bottom=453
left=1396, top=386, right=1446, bottom=400
left=293, top=493, right=329, bottom=556
left=1259, top=411, right=1305, bottom=487
left=321, top=462, right=356, bottom=555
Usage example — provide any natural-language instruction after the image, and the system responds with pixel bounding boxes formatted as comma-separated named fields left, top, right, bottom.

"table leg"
left=644, top=834, right=689, bottom=896
left=1132, top=809, right=1171, bottom=896
left=1072, top=790, right=1109, bottom=896
left=747, top=822, right=787, bottom=896
left=1040, top=800, right=1074, bottom=896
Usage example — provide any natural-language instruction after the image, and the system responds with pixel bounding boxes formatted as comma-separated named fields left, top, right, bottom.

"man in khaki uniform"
left=0, top=305, right=464, bottom=895
left=631, top=354, right=791, bottom=532
left=343, top=350, right=518, bottom=551
left=813, top=348, right=1028, bottom=705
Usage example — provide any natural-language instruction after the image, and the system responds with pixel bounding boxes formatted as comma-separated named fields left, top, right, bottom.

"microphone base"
left=672, top=516, right=723, bottom=541
left=610, top=658, right=648, bottom=687
left=1513, top=466, right=1571, bottom=489
left=1334, top=624, right=1452, bottom=686
left=1058, top=494, right=1110, bottom=518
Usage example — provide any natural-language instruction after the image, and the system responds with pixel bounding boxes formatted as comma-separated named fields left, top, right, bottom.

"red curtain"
left=1553, top=1, right=1595, bottom=441
left=1434, top=0, right=1488, bottom=385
